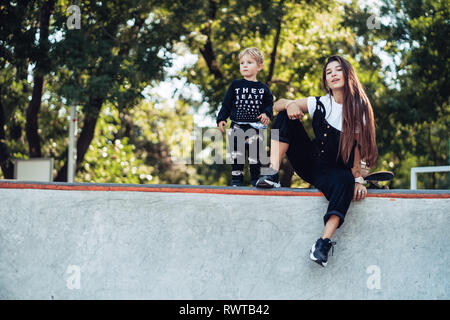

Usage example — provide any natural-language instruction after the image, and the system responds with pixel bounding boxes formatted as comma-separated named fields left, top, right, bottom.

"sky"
left=143, top=50, right=216, bottom=128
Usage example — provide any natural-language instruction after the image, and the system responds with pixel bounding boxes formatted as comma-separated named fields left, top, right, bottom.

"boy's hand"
left=257, top=113, right=270, bottom=125
left=217, top=121, right=227, bottom=133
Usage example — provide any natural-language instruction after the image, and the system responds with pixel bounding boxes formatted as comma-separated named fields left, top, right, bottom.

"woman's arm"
left=273, top=98, right=291, bottom=112
left=351, top=145, right=362, bottom=179
left=274, top=98, right=309, bottom=114
left=352, top=143, right=368, bottom=201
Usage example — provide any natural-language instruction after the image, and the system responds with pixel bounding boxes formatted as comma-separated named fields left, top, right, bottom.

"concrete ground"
left=0, top=181, right=449, bottom=299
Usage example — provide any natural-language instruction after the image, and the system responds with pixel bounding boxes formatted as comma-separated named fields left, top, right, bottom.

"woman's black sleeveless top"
left=311, top=97, right=355, bottom=169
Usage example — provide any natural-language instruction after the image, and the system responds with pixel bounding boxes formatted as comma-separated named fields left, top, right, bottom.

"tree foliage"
left=0, top=0, right=448, bottom=189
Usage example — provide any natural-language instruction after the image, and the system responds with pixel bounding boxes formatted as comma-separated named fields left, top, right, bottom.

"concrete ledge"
left=0, top=181, right=449, bottom=299
left=1, top=180, right=449, bottom=198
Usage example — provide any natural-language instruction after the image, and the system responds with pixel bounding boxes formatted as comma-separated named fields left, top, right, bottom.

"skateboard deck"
left=363, top=171, right=394, bottom=189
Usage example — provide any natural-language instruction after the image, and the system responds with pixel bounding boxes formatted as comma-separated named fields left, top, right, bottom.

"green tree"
left=78, top=98, right=197, bottom=184
left=0, top=1, right=56, bottom=177
left=176, top=0, right=389, bottom=186
left=0, top=0, right=191, bottom=182
left=343, top=0, right=450, bottom=188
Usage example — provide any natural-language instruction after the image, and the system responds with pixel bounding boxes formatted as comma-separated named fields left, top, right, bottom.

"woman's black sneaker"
left=255, top=168, right=281, bottom=188
left=309, top=238, right=336, bottom=267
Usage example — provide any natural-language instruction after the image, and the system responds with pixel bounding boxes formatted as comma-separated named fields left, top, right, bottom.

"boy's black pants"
left=228, top=122, right=264, bottom=185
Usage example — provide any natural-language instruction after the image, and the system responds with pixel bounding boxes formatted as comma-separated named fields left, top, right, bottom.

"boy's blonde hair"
left=239, top=47, right=264, bottom=65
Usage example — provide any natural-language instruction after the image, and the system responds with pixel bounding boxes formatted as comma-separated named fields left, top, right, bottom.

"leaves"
left=0, top=0, right=448, bottom=188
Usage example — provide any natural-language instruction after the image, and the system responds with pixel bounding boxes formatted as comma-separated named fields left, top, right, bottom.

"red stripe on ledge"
left=0, top=182, right=449, bottom=199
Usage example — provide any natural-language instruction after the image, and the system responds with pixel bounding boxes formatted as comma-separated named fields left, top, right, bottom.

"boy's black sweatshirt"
left=216, top=79, right=274, bottom=124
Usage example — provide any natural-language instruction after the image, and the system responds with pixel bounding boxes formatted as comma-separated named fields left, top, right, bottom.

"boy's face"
left=239, top=54, right=263, bottom=79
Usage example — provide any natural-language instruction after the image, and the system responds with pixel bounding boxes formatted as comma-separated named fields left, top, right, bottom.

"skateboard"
left=363, top=171, right=394, bottom=189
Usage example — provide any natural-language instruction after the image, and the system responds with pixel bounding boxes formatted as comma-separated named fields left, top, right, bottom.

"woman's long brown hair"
left=321, top=55, right=378, bottom=167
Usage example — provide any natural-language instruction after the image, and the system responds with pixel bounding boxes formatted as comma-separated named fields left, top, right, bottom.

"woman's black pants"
left=272, top=111, right=355, bottom=228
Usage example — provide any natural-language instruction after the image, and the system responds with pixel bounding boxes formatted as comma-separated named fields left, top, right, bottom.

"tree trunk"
left=25, top=0, right=56, bottom=158
left=199, top=39, right=223, bottom=79
left=199, top=0, right=223, bottom=79
left=0, top=95, right=14, bottom=179
left=266, top=0, right=285, bottom=84
left=267, top=1, right=291, bottom=185
left=26, top=76, right=44, bottom=157
left=55, top=97, right=104, bottom=182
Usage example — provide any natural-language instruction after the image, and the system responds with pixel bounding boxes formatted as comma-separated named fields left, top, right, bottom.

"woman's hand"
left=286, top=100, right=304, bottom=120
left=353, top=182, right=367, bottom=201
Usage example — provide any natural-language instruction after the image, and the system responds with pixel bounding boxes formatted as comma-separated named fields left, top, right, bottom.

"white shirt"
left=307, top=94, right=343, bottom=132
left=234, top=121, right=267, bottom=129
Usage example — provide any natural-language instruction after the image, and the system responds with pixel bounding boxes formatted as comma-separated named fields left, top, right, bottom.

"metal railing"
left=410, top=166, right=450, bottom=189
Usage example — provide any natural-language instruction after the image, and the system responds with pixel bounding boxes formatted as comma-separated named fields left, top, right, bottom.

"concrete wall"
left=0, top=182, right=449, bottom=299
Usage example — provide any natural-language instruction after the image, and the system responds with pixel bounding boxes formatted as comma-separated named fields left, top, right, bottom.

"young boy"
left=217, top=47, right=274, bottom=186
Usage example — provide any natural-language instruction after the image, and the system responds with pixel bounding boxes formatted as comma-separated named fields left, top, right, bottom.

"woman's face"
left=325, top=60, right=345, bottom=91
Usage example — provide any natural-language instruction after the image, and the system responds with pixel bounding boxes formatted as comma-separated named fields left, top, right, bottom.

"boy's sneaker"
left=231, top=179, right=242, bottom=187
left=231, top=170, right=243, bottom=187
left=309, top=238, right=336, bottom=267
left=255, top=167, right=281, bottom=188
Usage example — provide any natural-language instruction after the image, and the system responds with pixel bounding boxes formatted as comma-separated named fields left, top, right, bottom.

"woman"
left=255, top=55, right=378, bottom=267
